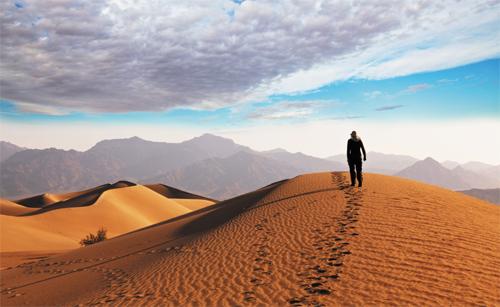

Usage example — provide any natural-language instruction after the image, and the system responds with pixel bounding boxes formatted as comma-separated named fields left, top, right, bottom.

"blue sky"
left=1, top=59, right=498, bottom=125
left=1, top=0, right=499, bottom=163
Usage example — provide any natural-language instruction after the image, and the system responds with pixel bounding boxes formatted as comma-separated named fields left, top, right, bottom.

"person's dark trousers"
left=348, top=158, right=363, bottom=187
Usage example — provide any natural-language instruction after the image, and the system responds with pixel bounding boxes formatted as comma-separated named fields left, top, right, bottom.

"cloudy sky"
left=1, top=0, right=499, bottom=163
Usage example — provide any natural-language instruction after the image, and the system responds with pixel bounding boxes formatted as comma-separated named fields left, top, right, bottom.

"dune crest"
left=1, top=183, right=216, bottom=252
left=1, top=172, right=498, bottom=306
left=0, top=199, right=36, bottom=216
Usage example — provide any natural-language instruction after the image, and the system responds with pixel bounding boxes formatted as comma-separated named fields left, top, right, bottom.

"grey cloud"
left=0, top=0, right=493, bottom=113
left=375, top=105, right=404, bottom=111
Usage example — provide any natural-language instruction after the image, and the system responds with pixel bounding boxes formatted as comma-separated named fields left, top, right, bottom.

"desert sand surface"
left=0, top=183, right=216, bottom=253
left=144, top=183, right=217, bottom=201
left=0, top=199, right=36, bottom=216
left=14, top=183, right=120, bottom=208
left=144, top=183, right=217, bottom=210
left=0, top=251, right=68, bottom=271
left=1, top=172, right=499, bottom=306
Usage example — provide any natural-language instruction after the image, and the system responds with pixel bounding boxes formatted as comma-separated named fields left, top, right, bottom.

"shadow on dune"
left=175, top=172, right=349, bottom=236
left=176, top=185, right=281, bottom=236
left=144, top=184, right=218, bottom=202
left=20, top=181, right=136, bottom=216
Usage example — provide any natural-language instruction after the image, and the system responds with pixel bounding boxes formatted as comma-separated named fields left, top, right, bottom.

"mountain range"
left=0, top=141, right=26, bottom=163
left=1, top=134, right=498, bottom=200
left=395, top=157, right=499, bottom=190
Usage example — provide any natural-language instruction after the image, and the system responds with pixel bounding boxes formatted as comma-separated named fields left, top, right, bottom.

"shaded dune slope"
left=0, top=199, right=36, bottom=216
left=144, top=184, right=217, bottom=201
left=145, top=184, right=217, bottom=210
left=14, top=181, right=136, bottom=213
left=1, top=173, right=499, bottom=306
left=1, top=183, right=216, bottom=252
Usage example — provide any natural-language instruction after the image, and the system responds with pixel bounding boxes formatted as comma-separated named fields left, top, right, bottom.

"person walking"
left=347, top=131, right=366, bottom=187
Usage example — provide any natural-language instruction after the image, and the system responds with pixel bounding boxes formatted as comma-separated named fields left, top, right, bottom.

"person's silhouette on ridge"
left=347, top=131, right=366, bottom=187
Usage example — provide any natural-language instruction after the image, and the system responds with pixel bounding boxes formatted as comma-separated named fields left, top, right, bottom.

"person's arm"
left=360, top=140, right=366, bottom=161
left=346, top=140, right=351, bottom=161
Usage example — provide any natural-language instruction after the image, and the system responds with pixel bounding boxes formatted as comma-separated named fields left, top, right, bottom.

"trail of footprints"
left=288, top=173, right=363, bottom=306
left=243, top=213, right=280, bottom=303
left=3, top=173, right=361, bottom=306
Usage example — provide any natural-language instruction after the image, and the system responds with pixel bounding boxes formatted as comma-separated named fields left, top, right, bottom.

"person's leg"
left=348, top=160, right=356, bottom=186
left=356, top=160, right=363, bottom=187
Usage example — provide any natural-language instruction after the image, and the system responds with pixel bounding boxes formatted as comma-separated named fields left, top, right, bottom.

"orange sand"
left=0, top=172, right=498, bottom=306
left=1, top=184, right=215, bottom=252
left=0, top=251, right=68, bottom=270
left=0, top=199, right=36, bottom=216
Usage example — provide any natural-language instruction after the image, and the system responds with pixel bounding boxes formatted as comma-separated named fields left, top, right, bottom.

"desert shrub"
left=79, top=227, right=107, bottom=246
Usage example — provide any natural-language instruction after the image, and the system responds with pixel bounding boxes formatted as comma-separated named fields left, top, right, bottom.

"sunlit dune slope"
left=0, top=184, right=216, bottom=252
left=1, top=172, right=499, bottom=306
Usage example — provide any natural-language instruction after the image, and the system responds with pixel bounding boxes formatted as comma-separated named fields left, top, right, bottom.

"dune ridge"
left=0, top=199, right=36, bottom=216
left=0, top=182, right=216, bottom=252
left=1, top=172, right=498, bottom=306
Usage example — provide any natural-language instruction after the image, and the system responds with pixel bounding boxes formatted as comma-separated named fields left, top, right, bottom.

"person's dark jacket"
left=347, top=138, right=366, bottom=162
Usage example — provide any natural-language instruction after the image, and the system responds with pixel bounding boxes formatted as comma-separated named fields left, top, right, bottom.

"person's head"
left=351, top=131, right=357, bottom=138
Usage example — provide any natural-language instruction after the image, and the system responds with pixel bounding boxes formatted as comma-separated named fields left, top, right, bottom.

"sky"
left=1, top=0, right=499, bottom=164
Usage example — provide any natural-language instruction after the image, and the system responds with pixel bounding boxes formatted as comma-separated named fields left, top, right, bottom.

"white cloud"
left=14, top=102, right=72, bottom=115
left=1, top=0, right=498, bottom=112
left=404, top=83, right=432, bottom=93
left=246, top=100, right=336, bottom=120
left=364, top=90, right=383, bottom=99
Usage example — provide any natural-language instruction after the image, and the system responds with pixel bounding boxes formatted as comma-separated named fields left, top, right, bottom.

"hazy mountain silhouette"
left=1, top=148, right=102, bottom=198
left=0, top=141, right=26, bottom=163
left=143, top=150, right=300, bottom=199
left=451, top=166, right=499, bottom=189
left=180, top=133, right=252, bottom=158
left=0, top=135, right=332, bottom=198
left=262, top=150, right=344, bottom=172
left=396, top=157, right=499, bottom=190
left=396, top=157, right=471, bottom=190
left=328, top=151, right=418, bottom=174
left=459, top=188, right=500, bottom=205
left=441, top=160, right=460, bottom=169
left=1, top=136, right=499, bottom=198
left=460, top=161, right=495, bottom=173
left=82, top=135, right=223, bottom=180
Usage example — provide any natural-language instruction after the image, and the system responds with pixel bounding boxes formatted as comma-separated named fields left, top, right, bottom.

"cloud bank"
left=1, top=0, right=499, bottom=113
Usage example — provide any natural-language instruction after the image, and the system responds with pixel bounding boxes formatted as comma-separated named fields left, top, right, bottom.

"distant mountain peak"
left=422, top=157, right=439, bottom=163
left=0, top=141, right=28, bottom=163
left=187, top=133, right=236, bottom=144
left=262, top=148, right=288, bottom=154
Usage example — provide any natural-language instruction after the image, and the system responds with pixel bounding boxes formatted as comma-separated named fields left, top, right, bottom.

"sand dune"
left=1, top=172, right=499, bottom=306
left=0, top=199, right=36, bottom=216
left=15, top=181, right=135, bottom=209
left=144, top=183, right=216, bottom=201
left=1, top=183, right=215, bottom=252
